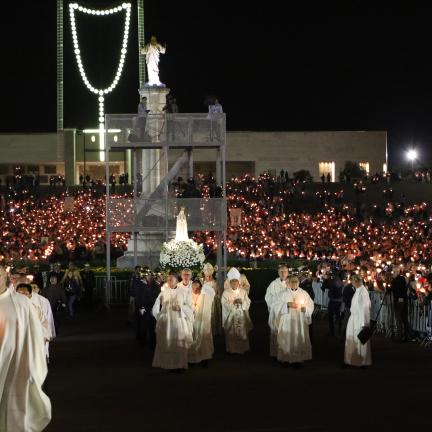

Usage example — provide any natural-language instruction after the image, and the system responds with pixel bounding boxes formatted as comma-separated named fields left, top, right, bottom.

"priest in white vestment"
left=177, top=268, right=193, bottom=293
left=202, top=263, right=222, bottom=335
left=265, top=263, right=289, bottom=357
left=344, top=274, right=372, bottom=367
left=273, top=275, right=314, bottom=366
left=152, top=273, right=194, bottom=370
left=188, top=279, right=215, bottom=364
left=222, top=268, right=253, bottom=354
left=0, top=266, right=51, bottom=431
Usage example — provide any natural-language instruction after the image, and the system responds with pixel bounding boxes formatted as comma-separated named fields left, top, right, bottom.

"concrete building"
left=0, top=129, right=387, bottom=185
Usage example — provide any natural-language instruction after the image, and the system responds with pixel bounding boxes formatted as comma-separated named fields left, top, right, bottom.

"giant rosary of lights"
left=69, top=2, right=131, bottom=161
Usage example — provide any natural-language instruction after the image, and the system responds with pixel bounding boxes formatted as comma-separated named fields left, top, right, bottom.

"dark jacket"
left=391, top=275, right=407, bottom=301
left=135, top=280, right=161, bottom=313
left=342, top=283, right=356, bottom=309
left=322, top=276, right=343, bottom=301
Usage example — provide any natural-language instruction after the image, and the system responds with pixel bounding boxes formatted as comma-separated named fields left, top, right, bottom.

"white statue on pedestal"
left=175, top=207, right=189, bottom=242
left=140, top=36, right=166, bottom=87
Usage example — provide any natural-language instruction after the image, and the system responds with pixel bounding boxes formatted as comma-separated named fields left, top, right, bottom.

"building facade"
left=0, top=130, right=387, bottom=185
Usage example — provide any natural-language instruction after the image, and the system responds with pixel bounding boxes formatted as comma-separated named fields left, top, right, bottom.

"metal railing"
left=312, top=281, right=432, bottom=344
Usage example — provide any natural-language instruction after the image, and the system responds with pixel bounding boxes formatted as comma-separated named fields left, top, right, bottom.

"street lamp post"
left=406, top=149, right=418, bottom=175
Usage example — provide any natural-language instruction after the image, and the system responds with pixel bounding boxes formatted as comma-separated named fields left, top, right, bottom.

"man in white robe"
left=152, top=273, right=194, bottom=370
left=202, top=263, right=222, bottom=335
left=265, top=264, right=289, bottom=357
left=140, top=36, right=166, bottom=87
left=188, top=279, right=215, bottom=365
left=0, top=266, right=51, bottom=431
left=222, top=268, right=253, bottom=354
left=177, top=268, right=193, bottom=293
left=273, top=275, right=314, bottom=367
left=31, top=284, right=56, bottom=360
left=344, top=274, right=372, bottom=368
left=16, top=284, right=50, bottom=346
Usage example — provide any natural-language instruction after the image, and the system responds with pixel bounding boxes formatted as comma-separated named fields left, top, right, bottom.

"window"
left=44, top=165, right=57, bottom=174
left=359, top=162, right=369, bottom=176
left=318, top=162, right=335, bottom=182
left=27, top=165, right=39, bottom=173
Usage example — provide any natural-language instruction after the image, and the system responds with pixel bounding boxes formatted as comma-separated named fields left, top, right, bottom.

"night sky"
left=2, top=1, right=432, bottom=168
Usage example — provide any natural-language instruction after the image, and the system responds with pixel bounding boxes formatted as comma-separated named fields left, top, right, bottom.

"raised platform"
left=105, top=113, right=226, bottom=150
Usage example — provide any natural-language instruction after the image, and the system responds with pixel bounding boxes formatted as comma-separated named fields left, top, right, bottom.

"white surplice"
left=344, top=285, right=372, bottom=366
left=265, top=278, right=288, bottom=357
left=31, top=293, right=56, bottom=359
left=189, top=287, right=215, bottom=363
left=221, top=287, right=252, bottom=354
left=0, top=289, right=51, bottom=432
left=203, top=278, right=222, bottom=335
left=177, top=280, right=192, bottom=294
left=152, top=287, right=194, bottom=369
left=273, top=288, right=314, bottom=363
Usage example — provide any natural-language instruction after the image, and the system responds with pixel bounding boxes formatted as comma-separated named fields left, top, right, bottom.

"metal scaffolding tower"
left=104, top=112, right=228, bottom=305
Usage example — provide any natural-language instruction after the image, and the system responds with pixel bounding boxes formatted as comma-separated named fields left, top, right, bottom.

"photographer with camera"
left=322, top=267, right=344, bottom=338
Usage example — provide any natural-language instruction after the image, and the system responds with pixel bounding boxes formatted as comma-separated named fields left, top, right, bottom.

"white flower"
left=159, top=239, right=205, bottom=270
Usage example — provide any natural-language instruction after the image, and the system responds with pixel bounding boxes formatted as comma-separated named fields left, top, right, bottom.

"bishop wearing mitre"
left=221, top=268, right=253, bottom=354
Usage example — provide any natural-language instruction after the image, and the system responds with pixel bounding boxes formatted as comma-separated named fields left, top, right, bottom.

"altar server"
left=202, top=263, right=222, bottom=335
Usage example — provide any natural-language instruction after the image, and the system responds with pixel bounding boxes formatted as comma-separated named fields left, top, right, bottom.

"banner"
left=230, top=208, right=242, bottom=226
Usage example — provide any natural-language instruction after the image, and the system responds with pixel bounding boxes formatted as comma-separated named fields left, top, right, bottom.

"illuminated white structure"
left=68, top=2, right=131, bottom=161
left=140, top=37, right=166, bottom=87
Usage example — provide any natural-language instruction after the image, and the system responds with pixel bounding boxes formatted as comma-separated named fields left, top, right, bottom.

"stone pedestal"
left=116, top=232, right=174, bottom=269
left=138, top=86, right=170, bottom=113
left=116, top=87, right=172, bottom=268
left=138, top=86, right=170, bottom=196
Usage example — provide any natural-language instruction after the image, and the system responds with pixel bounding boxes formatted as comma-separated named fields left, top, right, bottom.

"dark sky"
left=2, top=1, right=432, bottom=167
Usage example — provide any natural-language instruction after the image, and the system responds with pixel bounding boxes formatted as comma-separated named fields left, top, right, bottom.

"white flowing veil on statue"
left=175, top=207, right=189, bottom=241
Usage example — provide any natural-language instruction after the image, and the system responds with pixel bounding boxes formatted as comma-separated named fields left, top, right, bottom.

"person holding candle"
left=265, top=263, right=289, bottom=357
left=152, top=272, right=194, bottom=371
left=221, top=267, right=252, bottom=354
left=188, top=279, right=215, bottom=366
left=344, top=274, right=372, bottom=368
left=272, top=275, right=314, bottom=368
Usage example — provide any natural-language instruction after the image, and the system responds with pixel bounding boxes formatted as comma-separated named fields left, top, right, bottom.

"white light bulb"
left=121, top=48, right=126, bottom=54
left=98, top=96, right=104, bottom=102
left=99, top=116, right=104, bottom=123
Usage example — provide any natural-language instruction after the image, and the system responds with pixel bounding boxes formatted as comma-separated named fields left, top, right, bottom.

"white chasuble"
left=344, top=285, right=372, bottom=366
left=189, top=288, right=215, bottom=363
left=0, top=289, right=51, bottom=432
left=273, top=288, right=314, bottom=363
left=221, top=287, right=252, bottom=354
left=152, top=287, right=194, bottom=369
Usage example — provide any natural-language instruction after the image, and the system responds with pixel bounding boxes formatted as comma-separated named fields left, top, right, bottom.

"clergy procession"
left=130, top=262, right=372, bottom=371
left=0, top=256, right=418, bottom=431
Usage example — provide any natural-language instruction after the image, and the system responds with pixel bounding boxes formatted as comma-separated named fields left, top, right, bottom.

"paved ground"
left=44, top=303, right=432, bottom=432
